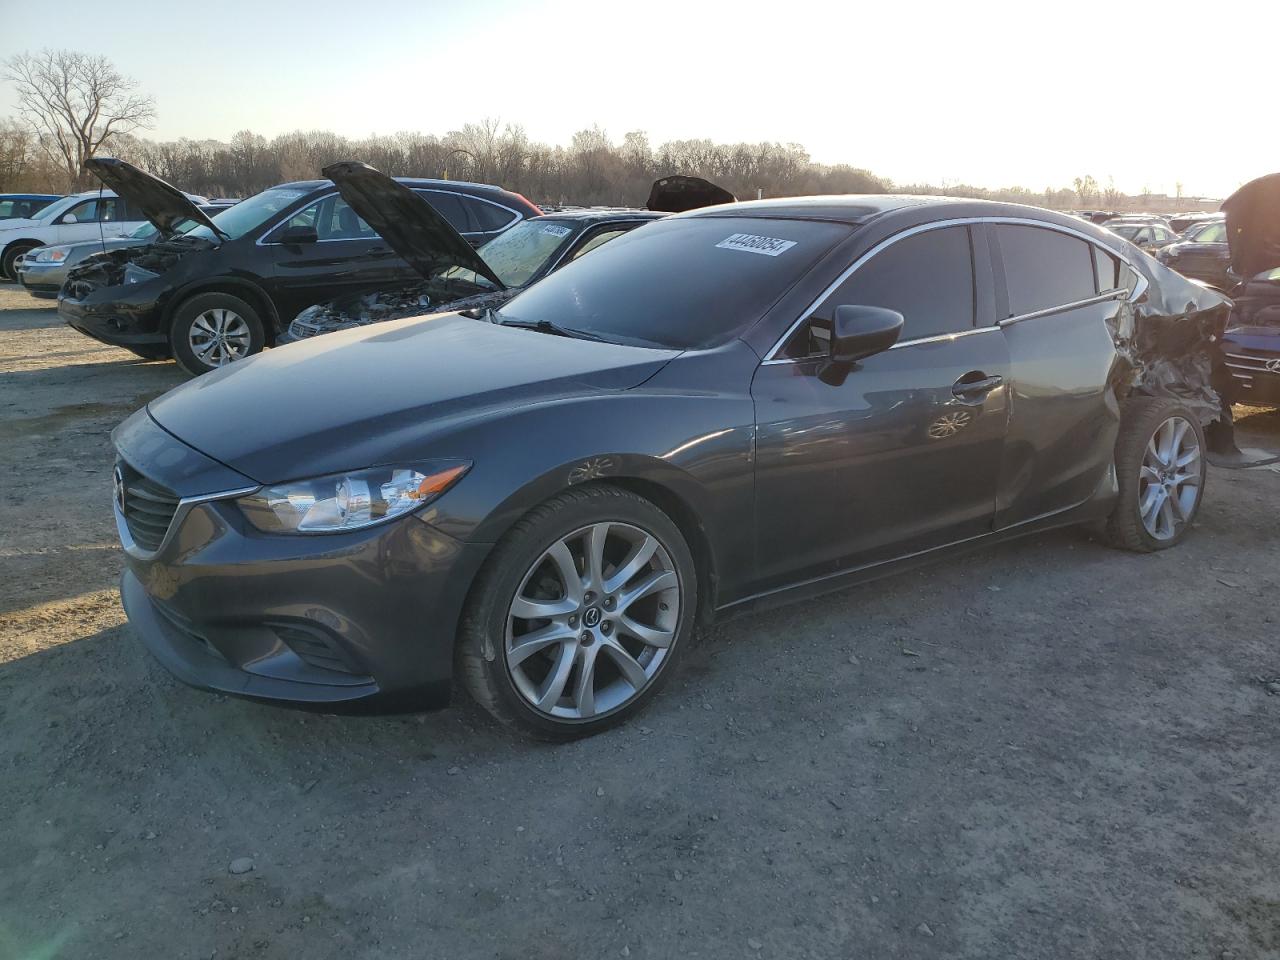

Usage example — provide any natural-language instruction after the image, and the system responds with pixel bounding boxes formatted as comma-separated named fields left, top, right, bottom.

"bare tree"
left=4, top=49, right=155, bottom=190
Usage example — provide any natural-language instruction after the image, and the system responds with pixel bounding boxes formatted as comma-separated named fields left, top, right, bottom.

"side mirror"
left=829, top=305, right=904, bottom=363
left=279, top=225, right=318, bottom=245
left=60, top=214, right=78, bottom=224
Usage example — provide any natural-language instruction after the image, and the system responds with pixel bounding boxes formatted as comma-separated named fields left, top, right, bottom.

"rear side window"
left=997, top=225, right=1095, bottom=317
left=415, top=191, right=471, bottom=233
left=467, top=198, right=517, bottom=232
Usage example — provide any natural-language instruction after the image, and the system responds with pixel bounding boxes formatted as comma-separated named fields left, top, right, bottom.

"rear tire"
left=170, top=292, right=265, bottom=376
left=2, top=242, right=40, bottom=281
left=458, top=484, right=697, bottom=741
left=1105, top=397, right=1207, bottom=552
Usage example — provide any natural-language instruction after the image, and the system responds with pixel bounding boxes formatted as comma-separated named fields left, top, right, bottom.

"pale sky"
left=1, top=0, right=1273, bottom=198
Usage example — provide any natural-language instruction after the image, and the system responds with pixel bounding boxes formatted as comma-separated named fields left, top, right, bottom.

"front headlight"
left=36, top=248, right=68, bottom=262
left=237, top=461, right=470, bottom=533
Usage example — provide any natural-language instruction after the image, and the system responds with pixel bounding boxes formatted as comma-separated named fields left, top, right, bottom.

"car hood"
left=146, top=312, right=679, bottom=482
left=0, top=217, right=39, bottom=232
left=645, top=176, right=735, bottom=213
left=84, top=157, right=222, bottom=239
left=1222, top=173, right=1280, bottom=278
left=322, top=160, right=505, bottom=289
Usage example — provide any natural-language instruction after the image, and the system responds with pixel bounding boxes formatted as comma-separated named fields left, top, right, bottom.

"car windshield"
left=1192, top=222, right=1227, bottom=243
left=183, top=187, right=310, bottom=242
left=494, top=216, right=852, bottom=349
left=468, top=218, right=578, bottom=287
left=1109, top=224, right=1142, bottom=240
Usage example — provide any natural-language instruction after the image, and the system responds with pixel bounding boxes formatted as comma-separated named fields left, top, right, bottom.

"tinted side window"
left=469, top=198, right=516, bottom=232
left=997, top=225, right=1095, bottom=316
left=415, top=191, right=471, bottom=233
left=835, top=226, right=975, bottom=339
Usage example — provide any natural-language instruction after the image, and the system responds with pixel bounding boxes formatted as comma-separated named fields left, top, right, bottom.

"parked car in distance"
left=1169, top=212, right=1222, bottom=234
left=59, top=158, right=541, bottom=374
left=0, top=187, right=207, bottom=279
left=285, top=166, right=731, bottom=342
left=1105, top=220, right=1180, bottom=253
left=0, top=193, right=62, bottom=223
left=112, top=194, right=1226, bottom=739
left=15, top=204, right=235, bottom=298
left=1157, top=219, right=1232, bottom=289
left=1220, top=173, right=1280, bottom=407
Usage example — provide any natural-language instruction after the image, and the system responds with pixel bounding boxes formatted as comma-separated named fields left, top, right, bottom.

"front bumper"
left=59, top=286, right=168, bottom=349
left=114, top=410, right=492, bottom=712
left=17, top=260, right=69, bottom=297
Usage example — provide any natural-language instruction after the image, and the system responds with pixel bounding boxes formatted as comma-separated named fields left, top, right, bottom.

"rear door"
left=989, top=223, right=1131, bottom=528
left=264, top=193, right=417, bottom=320
left=750, top=224, right=1011, bottom=591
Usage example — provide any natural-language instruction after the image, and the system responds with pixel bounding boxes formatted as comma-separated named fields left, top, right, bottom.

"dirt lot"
left=1, top=280, right=1278, bottom=960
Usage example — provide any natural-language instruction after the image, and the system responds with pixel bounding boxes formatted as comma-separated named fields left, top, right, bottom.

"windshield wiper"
left=494, top=313, right=610, bottom=343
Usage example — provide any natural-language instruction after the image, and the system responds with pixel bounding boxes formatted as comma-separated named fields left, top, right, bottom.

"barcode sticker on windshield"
left=541, top=224, right=572, bottom=237
left=715, top=233, right=796, bottom=256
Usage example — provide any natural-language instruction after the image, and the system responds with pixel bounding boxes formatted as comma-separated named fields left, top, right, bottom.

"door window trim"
left=761, top=215, right=1148, bottom=364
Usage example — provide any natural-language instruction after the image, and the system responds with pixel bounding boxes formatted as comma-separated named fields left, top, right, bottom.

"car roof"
left=272, top=177, right=517, bottom=198
left=0, top=192, right=61, bottom=199
left=680, top=194, right=1109, bottom=232
left=535, top=209, right=664, bottom=223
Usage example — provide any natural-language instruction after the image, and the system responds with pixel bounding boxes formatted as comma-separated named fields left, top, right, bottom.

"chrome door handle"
left=952, top=374, right=1004, bottom=399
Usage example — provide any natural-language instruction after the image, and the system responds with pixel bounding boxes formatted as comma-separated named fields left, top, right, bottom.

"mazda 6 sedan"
left=113, top=195, right=1226, bottom=739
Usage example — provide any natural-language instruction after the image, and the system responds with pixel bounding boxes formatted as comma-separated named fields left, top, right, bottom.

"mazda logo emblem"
left=1266, top=358, right=1280, bottom=374
left=113, top=465, right=126, bottom=512
left=583, top=607, right=602, bottom=628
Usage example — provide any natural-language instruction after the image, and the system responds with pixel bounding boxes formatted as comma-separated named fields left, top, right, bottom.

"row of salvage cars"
left=70, top=158, right=1278, bottom=739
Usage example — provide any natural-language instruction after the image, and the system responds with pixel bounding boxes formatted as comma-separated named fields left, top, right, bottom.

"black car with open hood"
left=285, top=166, right=728, bottom=342
left=58, top=158, right=540, bottom=375
left=1220, top=173, right=1280, bottom=406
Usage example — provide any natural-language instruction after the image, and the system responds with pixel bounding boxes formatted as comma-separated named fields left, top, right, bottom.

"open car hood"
left=1221, top=173, right=1280, bottom=279
left=84, top=157, right=223, bottom=240
left=322, top=161, right=504, bottom=289
left=645, top=176, right=735, bottom=213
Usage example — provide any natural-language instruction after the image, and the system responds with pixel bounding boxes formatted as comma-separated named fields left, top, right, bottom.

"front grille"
left=116, top=459, right=181, bottom=551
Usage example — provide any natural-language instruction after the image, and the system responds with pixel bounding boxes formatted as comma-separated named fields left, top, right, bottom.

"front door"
left=264, top=194, right=419, bottom=321
left=750, top=224, right=1010, bottom=593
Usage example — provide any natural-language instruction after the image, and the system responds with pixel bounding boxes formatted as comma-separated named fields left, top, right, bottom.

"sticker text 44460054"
left=715, top=233, right=797, bottom=256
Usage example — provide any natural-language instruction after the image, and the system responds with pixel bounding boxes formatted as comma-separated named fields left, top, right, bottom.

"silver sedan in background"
left=14, top=202, right=236, bottom=298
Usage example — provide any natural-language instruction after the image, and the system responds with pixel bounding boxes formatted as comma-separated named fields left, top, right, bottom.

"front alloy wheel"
left=459, top=485, right=696, bottom=740
left=188, top=307, right=253, bottom=367
left=506, top=521, right=680, bottom=720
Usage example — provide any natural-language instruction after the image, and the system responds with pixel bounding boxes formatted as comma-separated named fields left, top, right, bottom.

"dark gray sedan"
left=112, top=195, right=1228, bottom=740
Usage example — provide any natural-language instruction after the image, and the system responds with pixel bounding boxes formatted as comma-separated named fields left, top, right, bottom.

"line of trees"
left=1, top=49, right=1214, bottom=212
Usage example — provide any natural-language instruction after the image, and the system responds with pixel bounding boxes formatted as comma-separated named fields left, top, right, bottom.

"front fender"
left=415, top=380, right=758, bottom=606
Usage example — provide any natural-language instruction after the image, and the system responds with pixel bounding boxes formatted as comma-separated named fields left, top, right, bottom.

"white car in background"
left=0, top=187, right=207, bottom=280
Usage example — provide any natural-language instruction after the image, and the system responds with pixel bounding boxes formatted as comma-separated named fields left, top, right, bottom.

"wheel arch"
left=163, top=279, right=281, bottom=343
left=463, top=453, right=722, bottom=629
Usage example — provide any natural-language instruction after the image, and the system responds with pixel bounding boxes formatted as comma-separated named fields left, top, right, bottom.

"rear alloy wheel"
left=170, top=292, right=265, bottom=376
left=459, top=485, right=696, bottom=740
left=1106, top=397, right=1207, bottom=551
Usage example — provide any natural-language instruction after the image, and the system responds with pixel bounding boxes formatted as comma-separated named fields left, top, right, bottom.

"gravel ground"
left=1, top=280, right=1278, bottom=960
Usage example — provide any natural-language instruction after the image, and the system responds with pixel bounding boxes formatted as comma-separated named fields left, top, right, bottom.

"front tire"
left=1105, top=397, right=1207, bottom=551
left=459, top=484, right=697, bottom=740
left=170, top=292, right=264, bottom=376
